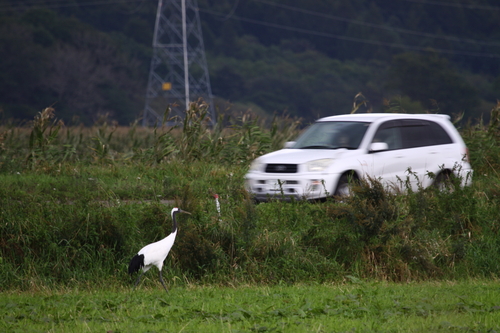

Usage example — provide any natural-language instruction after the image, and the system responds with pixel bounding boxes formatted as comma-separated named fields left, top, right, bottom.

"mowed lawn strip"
left=2, top=280, right=500, bottom=332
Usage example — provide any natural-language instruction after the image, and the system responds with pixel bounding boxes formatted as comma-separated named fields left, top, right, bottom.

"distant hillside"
left=0, top=0, right=498, bottom=125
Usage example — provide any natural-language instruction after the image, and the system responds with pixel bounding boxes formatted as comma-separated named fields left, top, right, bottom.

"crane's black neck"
left=171, top=211, right=178, bottom=234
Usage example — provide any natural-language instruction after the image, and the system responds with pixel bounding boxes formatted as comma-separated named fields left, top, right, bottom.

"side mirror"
left=370, top=142, right=389, bottom=152
left=284, top=141, right=296, bottom=148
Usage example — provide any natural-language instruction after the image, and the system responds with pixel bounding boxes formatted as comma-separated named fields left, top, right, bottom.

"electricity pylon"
left=143, top=0, right=215, bottom=126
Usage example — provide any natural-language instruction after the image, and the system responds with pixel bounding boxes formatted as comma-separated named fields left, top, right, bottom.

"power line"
left=4, top=0, right=499, bottom=58
left=199, top=7, right=500, bottom=58
left=0, top=0, right=144, bottom=11
left=252, top=0, right=500, bottom=47
left=4, top=0, right=498, bottom=50
left=401, top=0, right=500, bottom=10
left=0, top=0, right=65, bottom=7
left=118, top=0, right=148, bottom=14
left=219, top=0, right=240, bottom=21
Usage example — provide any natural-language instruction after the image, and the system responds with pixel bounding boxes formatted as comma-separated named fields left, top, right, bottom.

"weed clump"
left=2, top=102, right=500, bottom=290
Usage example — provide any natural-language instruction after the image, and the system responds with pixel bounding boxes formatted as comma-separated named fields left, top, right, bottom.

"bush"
left=2, top=102, right=500, bottom=290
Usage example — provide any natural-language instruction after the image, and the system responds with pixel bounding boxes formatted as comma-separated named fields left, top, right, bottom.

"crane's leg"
left=159, top=270, right=169, bottom=292
left=133, top=271, right=144, bottom=290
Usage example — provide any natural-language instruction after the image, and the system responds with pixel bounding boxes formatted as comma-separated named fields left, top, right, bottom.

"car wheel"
left=433, top=172, right=455, bottom=192
left=334, top=173, right=358, bottom=197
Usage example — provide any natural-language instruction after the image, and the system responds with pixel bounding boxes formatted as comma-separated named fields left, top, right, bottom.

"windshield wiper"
left=299, top=145, right=356, bottom=150
left=299, top=145, right=335, bottom=149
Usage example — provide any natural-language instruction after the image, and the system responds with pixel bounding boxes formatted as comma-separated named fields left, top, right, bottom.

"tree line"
left=0, top=0, right=499, bottom=125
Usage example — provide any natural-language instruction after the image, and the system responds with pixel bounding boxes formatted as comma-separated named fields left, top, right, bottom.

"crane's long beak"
left=180, top=209, right=191, bottom=215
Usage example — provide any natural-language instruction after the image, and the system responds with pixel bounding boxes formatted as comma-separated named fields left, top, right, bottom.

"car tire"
left=334, top=172, right=358, bottom=197
left=433, top=171, right=455, bottom=192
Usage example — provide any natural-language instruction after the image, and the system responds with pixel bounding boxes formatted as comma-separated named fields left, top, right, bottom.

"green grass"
left=3, top=102, right=500, bottom=333
left=2, top=281, right=500, bottom=332
left=3, top=102, right=500, bottom=290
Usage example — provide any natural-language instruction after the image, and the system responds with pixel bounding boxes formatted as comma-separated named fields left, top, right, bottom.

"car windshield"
left=293, top=121, right=370, bottom=150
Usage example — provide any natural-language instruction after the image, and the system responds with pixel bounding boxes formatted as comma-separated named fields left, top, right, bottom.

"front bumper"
left=245, top=173, right=336, bottom=201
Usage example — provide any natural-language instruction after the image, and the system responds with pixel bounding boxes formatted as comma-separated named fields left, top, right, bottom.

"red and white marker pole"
left=214, top=194, right=221, bottom=221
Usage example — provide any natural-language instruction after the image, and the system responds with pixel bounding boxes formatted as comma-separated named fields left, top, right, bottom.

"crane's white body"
left=128, top=207, right=190, bottom=292
left=137, top=230, right=177, bottom=273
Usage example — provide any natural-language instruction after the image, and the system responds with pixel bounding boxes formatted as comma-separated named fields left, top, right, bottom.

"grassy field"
left=2, top=281, right=500, bottom=332
left=2, top=102, right=500, bottom=331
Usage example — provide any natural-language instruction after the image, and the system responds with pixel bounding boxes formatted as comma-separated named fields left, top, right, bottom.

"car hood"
left=257, top=148, right=352, bottom=164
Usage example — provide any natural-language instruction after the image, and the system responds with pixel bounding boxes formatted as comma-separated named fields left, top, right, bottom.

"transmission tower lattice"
left=143, top=0, right=215, bottom=126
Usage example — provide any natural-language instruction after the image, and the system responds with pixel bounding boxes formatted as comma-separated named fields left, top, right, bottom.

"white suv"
left=245, top=113, right=473, bottom=201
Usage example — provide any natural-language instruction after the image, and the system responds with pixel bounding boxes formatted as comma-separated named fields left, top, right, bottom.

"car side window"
left=373, top=119, right=453, bottom=151
left=428, top=121, right=453, bottom=145
left=372, top=120, right=402, bottom=150
left=400, top=120, right=430, bottom=148
left=400, top=120, right=453, bottom=148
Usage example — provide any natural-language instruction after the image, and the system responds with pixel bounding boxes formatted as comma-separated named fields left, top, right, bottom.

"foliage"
left=386, top=52, right=480, bottom=119
left=0, top=1, right=498, bottom=124
left=0, top=7, right=147, bottom=125
left=27, top=107, right=64, bottom=168
left=2, top=282, right=500, bottom=332
left=2, top=103, right=500, bottom=292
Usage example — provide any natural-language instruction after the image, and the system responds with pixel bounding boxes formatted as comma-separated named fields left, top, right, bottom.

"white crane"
left=128, top=207, right=191, bottom=292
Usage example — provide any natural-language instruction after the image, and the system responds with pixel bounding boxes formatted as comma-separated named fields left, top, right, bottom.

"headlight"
left=249, top=159, right=263, bottom=172
left=306, top=158, right=334, bottom=172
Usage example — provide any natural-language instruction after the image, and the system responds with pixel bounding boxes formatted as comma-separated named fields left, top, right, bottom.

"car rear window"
left=374, top=119, right=453, bottom=150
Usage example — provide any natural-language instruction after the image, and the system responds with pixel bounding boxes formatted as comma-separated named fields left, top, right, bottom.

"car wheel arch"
left=333, top=170, right=361, bottom=197
left=432, top=169, right=456, bottom=190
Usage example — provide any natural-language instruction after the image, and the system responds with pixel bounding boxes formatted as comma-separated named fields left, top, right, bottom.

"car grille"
left=265, top=164, right=298, bottom=173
